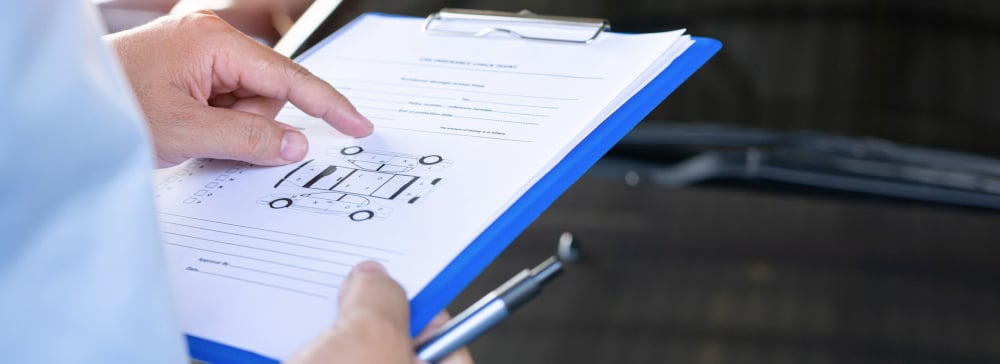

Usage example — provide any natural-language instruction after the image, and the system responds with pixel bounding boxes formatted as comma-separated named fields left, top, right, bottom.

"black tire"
left=269, top=198, right=293, bottom=209
left=419, top=155, right=443, bottom=165
left=349, top=210, right=375, bottom=221
left=341, top=146, right=364, bottom=155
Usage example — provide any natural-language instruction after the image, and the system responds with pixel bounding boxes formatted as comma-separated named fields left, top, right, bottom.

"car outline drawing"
left=331, top=146, right=453, bottom=173
left=260, top=146, right=447, bottom=221
left=259, top=191, right=390, bottom=222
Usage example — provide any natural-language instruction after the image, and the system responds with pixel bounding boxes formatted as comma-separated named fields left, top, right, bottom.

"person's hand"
left=106, top=11, right=372, bottom=168
left=286, top=261, right=474, bottom=364
left=171, top=0, right=315, bottom=45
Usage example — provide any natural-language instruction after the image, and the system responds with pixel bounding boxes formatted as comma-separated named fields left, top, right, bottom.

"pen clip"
left=423, top=8, right=611, bottom=44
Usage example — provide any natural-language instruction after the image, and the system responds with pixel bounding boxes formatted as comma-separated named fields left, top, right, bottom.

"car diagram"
left=331, top=145, right=453, bottom=173
left=258, top=191, right=391, bottom=222
left=260, top=146, right=450, bottom=221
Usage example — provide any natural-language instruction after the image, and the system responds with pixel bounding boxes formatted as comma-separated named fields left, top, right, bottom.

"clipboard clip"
left=423, top=8, right=611, bottom=44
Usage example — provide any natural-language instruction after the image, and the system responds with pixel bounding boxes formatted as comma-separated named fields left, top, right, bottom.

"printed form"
left=155, top=13, right=692, bottom=360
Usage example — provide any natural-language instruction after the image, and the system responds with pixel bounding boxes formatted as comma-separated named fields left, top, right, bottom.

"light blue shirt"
left=0, top=1, right=187, bottom=362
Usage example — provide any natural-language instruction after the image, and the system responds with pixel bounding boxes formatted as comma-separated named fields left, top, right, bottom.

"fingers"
left=414, top=311, right=453, bottom=343
left=286, top=261, right=412, bottom=364
left=286, top=263, right=474, bottom=364
left=162, top=106, right=308, bottom=166
left=229, top=96, right=287, bottom=120
left=208, top=18, right=374, bottom=137
left=337, top=261, right=410, bottom=332
left=414, top=311, right=475, bottom=364
left=112, top=11, right=372, bottom=168
left=184, top=95, right=295, bottom=165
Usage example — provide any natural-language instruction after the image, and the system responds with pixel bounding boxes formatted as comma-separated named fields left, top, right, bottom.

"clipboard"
left=187, top=9, right=721, bottom=363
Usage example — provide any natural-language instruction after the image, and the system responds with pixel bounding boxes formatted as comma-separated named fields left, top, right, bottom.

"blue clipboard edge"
left=185, top=12, right=721, bottom=362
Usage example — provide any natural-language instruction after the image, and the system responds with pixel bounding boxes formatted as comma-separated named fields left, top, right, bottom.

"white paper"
left=155, top=13, right=692, bottom=360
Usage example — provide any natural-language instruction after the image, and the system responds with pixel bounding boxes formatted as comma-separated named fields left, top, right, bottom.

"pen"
left=415, top=256, right=563, bottom=363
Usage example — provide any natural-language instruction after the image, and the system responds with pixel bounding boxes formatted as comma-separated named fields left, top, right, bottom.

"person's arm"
left=105, top=10, right=372, bottom=168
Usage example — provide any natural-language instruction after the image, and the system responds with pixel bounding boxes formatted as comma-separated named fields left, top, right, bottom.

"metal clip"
left=423, top=8, right=610, bottom=44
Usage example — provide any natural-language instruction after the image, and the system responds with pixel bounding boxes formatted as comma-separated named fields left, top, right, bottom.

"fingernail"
left=280, top=130, right=307, bottom=161
left=341, top=261, right=384, bottom=297
left=354, top=261, right=386, bottom=274
left=359, top=114, right=374, bottom=130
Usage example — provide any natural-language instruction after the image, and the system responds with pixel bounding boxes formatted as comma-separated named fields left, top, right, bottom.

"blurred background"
left=102, top=0, right=1000, bottom=362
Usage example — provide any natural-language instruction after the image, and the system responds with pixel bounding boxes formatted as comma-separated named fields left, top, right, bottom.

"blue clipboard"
left=187, top=13, right=721, bottom=363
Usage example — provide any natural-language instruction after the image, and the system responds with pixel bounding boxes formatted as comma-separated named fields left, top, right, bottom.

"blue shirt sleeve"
left=0, top=1, right=188, bottom=362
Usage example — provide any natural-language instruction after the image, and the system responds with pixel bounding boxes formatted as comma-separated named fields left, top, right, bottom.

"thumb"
left=337, top=261, right=410, bottom=334
left=286, top=262, right=413, bottom=364
left=162, top=106, right=309, bottom=166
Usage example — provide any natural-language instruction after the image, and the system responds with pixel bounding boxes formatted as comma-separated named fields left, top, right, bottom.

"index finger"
left=213, top=23, right=373, bottom=137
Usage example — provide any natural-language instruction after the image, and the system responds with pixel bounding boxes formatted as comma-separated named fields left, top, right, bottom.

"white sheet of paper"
left=155, top=13, right=692, bottom=360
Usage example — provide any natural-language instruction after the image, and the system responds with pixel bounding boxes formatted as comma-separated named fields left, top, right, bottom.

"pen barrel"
left=498, top=258, right=562, bottom=311
left=415, top=299, right=509, bottom=363
left=415, top=258, right=562, bottom=363
left=497, top=277, right=541, bottom=311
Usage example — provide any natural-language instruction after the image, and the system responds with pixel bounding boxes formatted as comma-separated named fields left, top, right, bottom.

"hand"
left=286, top=261, right=474, bottom=364
left=106, top=11, right=372, bottom=168
left=171, top=0, right=316, bottom=44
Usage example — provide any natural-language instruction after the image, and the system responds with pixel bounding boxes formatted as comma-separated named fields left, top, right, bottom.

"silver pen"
left=415, top=256, right=563, bottom=363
